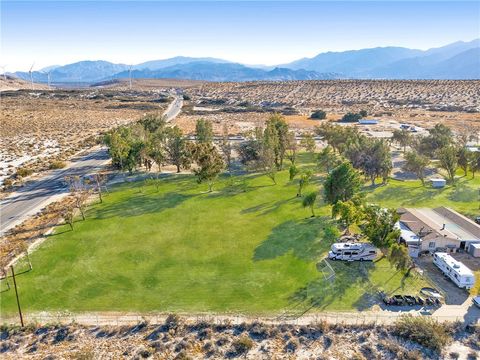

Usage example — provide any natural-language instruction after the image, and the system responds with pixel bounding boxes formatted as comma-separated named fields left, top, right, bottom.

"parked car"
left=404, top=295, right=416, bottom=306
left=392, top=295, right=406, bottom=305
left=473, top=296, right=480, bottom=308
left=415, top=296, right=425, bottom=306
left=475, top=216, right=480, bottom=225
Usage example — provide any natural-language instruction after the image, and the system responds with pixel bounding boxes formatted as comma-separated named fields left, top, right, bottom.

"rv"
left=433, top=252, right=475, bottom=289
left=328, top=242, right=377, bottom=261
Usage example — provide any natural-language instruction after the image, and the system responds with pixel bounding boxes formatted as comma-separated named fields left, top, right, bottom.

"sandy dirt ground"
left=0, top=89, right=169, bottom=187
left=1, top=317, right=479, bottom=359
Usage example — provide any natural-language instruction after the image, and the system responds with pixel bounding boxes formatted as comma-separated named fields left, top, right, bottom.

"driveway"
left=415, top=255, right=470, bottom=305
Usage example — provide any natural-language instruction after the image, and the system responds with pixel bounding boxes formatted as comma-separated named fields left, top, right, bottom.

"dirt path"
left=2, top=302, right=479, bottom=327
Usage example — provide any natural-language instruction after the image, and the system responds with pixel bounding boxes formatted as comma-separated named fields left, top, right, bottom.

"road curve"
left=0, top=94, right=184, bottom=237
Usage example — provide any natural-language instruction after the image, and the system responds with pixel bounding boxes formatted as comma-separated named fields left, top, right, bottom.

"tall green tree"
left=457, top=147, right=470, bottom=177
left=361, top=205, right=400, bottom=254
left=302, top=192, right=317, bottom=217
left=297, top=170, right=313, bottom=197
left=300, top=133, right=316, bottom=153
left=323, top=161, right=362, bottom=209
left=387, top=243, right=412, bottom=271
left=219, top=123, right=233, bottom=174
left=403, top=151, right=430, bottom=186
left=195, top=118, right=214, bottom=143
left=438, top=145, right=458, bottom=183
left=165, top=126, right=191, bottom=173
left=332, top=200, right=362, bottom=234
left=317, top=146, right=341, bottom=173
left=264, top=114, right=289, bottom=170
left=190, top=143, right=224, bottom=192
left=416, top=124, right=453, bottom=156
left=470, top=151, right=480, bottom=179
left=392, top=128, right=412, bottom=153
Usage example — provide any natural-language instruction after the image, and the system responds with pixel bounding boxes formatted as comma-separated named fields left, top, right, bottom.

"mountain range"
left=12, top=39, right=480, bottom=83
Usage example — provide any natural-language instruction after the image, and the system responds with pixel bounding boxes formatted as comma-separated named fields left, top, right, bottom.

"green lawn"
left=1, top=158, right=478, bottom=316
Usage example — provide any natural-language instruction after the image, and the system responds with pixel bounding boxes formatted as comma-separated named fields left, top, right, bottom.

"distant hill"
left=12, top=39, right=480, bottom=82
left=15, top=60, right=129, bottom=83
left=283, top=39, right=480, bottom=79
left=134, top=56, right=231, bottom=70
left=284, top=47, right=423, bottom=75
left=112, top=62, right=339, bottom=82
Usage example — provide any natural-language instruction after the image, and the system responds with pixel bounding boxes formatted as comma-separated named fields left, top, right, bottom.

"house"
left=430, top=178, right=446, bottom=188
left=397, top=207, right=480, bottom=257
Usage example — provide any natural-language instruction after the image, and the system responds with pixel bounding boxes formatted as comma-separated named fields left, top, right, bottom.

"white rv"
left=433, top=252, right=475, bottom=289
left=328, top=242, right=377, bottom=262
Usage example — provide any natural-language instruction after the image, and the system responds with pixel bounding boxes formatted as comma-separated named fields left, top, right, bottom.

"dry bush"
left=393, top=315, right=451, bottom=353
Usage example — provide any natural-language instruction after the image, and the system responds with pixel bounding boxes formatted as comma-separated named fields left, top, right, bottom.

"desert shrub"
left=285, top=338, right=300, bottom=353
left=468, top=352, right=478, bottom=360
left=393, top=315, right=451, bottom=353
left=340, top=112, right=362, bottom=122
left=248, top=322, right=269, bottom=340
left=231, top=335, right=254, bottom=355
left=165, top=314, right=180, bottom=330
left=16, top=167, right=33, bottom=178
left=49, top=160, right=67, bottom=169
left=310, top=110, right=327, bottom=120
left=2, top=178, right=14, bottom=188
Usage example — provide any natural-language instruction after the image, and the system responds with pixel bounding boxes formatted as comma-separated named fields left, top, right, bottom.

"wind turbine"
left=29, top=62, right=35, bottom=90
left=128, top=65, right=133, bottom=90
left=40, top=71, right=52, bottom=88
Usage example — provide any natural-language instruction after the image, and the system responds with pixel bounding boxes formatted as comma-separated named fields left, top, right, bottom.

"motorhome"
left=328, top=242, right=377, bottom=261
left=433, top=252, right=475, bottom=289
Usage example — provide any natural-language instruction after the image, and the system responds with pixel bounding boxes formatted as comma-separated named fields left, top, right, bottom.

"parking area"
left=415, top=255, right=471, bottom=305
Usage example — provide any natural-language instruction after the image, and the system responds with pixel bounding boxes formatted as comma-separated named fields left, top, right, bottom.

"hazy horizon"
left=2, top=1, right=480, bottom=72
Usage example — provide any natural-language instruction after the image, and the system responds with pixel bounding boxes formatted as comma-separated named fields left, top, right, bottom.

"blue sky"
left=1, top=1, right=479, bottom=71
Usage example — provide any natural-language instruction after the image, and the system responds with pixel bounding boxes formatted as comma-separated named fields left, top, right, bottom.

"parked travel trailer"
left=328, top=242, right=377, bottom=261
left=433, top=252, right=475, bottom=289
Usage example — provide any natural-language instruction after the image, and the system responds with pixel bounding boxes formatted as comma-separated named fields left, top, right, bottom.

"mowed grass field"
left=1, top=155, right=478, bottom=316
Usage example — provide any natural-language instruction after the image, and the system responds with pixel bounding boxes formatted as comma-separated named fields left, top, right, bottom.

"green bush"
left=49, top=160, right=67, bottom=170
left=340, top=112, right=362, bottom=123
left=16, top=167, right=33, bottom=178
left=310, top=110, right=327, bottom=120
left=393, top=315, right=451, bottom=353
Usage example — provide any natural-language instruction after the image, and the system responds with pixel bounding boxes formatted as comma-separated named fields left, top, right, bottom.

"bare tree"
left=61, top=205, right=75, bottom=230
left=220, top=123, right=233, bottom=174
left=93, top=173, right=108, bottom=203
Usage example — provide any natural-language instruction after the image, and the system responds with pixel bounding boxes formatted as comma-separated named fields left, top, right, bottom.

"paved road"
left=0, top=94, right=184, bottom=237
left=0, top=149, right=110, bottom=236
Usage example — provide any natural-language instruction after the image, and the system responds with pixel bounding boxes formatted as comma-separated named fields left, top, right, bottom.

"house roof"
left=397, top=207, right=480, bottom=243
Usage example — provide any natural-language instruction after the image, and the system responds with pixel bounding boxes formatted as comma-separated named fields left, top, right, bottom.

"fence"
left=1, top=311, right=477, bottom=327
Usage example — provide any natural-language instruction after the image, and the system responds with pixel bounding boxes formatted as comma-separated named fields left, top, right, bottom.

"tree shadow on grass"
left=93, top=191, right=195, bottom=219
left=253, top=217, right=329, bottom=262
left=240, top=197, right=296, bottom=216
left=289, top=261, right=376, bottom=311
left=369, top=184, right=447, bottom=205
left=448, top=183, right=477, bottom=202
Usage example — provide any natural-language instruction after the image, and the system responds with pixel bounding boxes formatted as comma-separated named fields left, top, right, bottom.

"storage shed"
left=430, top=178, right=446, bottom=188
left=468, top=243, right=480, bottom=258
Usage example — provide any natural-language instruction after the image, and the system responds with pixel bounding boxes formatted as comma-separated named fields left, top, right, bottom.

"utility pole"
left=10, top=265, right=24, bottom=327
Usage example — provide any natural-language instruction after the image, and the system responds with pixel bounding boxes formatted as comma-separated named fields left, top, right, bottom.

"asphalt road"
left=0, top=94, right=184, bottom=237
left=0, top=148, right=111, bottom=236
